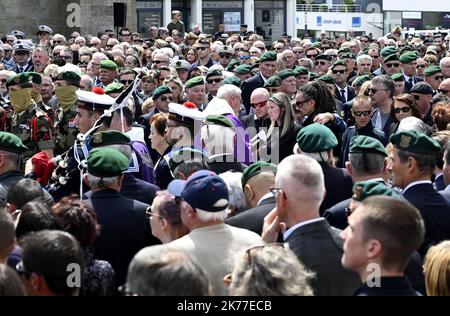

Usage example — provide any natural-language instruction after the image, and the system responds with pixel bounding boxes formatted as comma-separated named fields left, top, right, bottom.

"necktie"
left=408, top=78, right=413, bottom=86
left=340, top=89, right=346, bottom=103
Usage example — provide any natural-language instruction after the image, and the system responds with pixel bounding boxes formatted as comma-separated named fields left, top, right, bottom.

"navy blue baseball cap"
left=168, top=170, right=229, bottom=212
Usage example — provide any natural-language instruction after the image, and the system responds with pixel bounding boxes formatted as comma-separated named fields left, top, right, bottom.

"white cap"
left=38, top=25, right=53, bottom=35
left=168, top=102, right=206, bottom=122
left=76, top=89, right=115, bottom=111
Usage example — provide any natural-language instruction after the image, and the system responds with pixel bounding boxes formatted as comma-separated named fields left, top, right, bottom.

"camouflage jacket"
left=54, top=103, right=78, bottom=155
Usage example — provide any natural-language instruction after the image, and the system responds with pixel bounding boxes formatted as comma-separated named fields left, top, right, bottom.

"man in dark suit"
left=333, top=60, right=356, bottom=104
left=241, top=51, right=277, bottom=114
left=341, top=196, right=424, bottom=296
left=83, top=147, right=159, bottom=286
left=400, top=51, right=423, bottom=93
left=262, top=154, right=360, bottom=296
left=389, top=130, right=450, bottom=257
left=226, top=161, right=277, bottom=235
left=324, top=135, right=387, bottom=230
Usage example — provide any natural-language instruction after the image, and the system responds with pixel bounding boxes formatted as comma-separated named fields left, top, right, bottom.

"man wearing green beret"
left=185, top=76, right=206, bottom=110
left=263, top=75, right=281, bottom=95
left=221, top=76, right=241, bottom=88
left=105, top=82, right=124, bottom=97
left=5, top=73, right=55, bottom=170
left=275, top=69, right=296, bottom=98
left=83, top=147, right=157, bottom=286
left=233, top=64, right=252, bottom=82
left=205, top=69, right=224, bottom=103
left=391, top=73, right=406, bottom=96
left=399, top=51, right=423, bottom=93
left=53, top=70, right=82, bottom=155
left=340, top=53, right=357, bottom=80
left=346, top=181, right=399, bottom=216
left=241, top=50, right=277, bottom=113
left=225, top=161, right=277, bottom=235
left=388, top=130, right=450, bottom=255
left=99, top=60, right=118, bottom=87
left=152, top=85, right=173, bottom=113
left=424, top=65, right=443, bottom=94
left=293, top=66, right=309, bottom=89
left=382, top=54, right=401, bottom=76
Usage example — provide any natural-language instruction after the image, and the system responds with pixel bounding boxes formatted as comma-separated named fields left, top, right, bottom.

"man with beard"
left=31, top=47, right=50, bottom=74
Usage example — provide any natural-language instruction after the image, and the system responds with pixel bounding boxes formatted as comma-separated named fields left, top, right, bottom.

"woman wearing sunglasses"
left=389, top=94, right=422, bottom=134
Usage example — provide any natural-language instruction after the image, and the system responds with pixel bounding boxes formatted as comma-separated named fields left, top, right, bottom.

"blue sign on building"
left=317, top=16, right=322, bottom=27
left=352, top=17, right=361, bottom=27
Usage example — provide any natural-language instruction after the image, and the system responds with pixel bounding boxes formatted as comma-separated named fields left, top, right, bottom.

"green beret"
left=206, top=68, right=223, bottom=79
left=6, top=73, right=32, bottom=88
left=296, top=123, right=338, bottom=153
left=264, top=75, right=281, bottom=88
left=259, top=51, right=277, bottom=63
left=338, top=47, right=352, bottom=54
left=352, top=181, right=399, bottom=202
left=398, top=45, right=413, bottom=56
left=384, top=54, right=399, bottom=63
left=353, top=74, right=372, bottom=87
left=331, top=60, right=347, bottom=69
left=390, top=72, right=403, bottom=82
left=380, top=46, right=397, bottom=58
left=277, top=69, right=294, bottom=80
left=340, top=52, right=355, bottom=60
left=390, top=130, right=442, bottom=154
left=311, top=42, right=321, bottom=49
left=317, top=74, right=335, bottom=84
left=226, top=59, right=241, bottom=72
left=349, top=135, right=387, bottom=157
left=26, top=72, right=42, bottom=85
left=87, top=148, right=129, bottom=177
left=241, top=161, right=277, bottom=187
left=204, top=115, right=234, bottom=129
left=233, top=64, right=252, bottom=75
left=152, top=85, right=172, bottom=99
left=221, top=76, right=241, bottom=87
left=293, top=66, right=309, bottom=76
left=315, top=54, right=331, bottom=62
left=424, top=65, right=441, bottom=77
left=185, top=76, right=205, bottom=89
left=399, top=51, right=419, bottom=64
left=54, top=71, right=81, bottom=86
left=0, top=132, right=28, bottom=153
left=360, top=47, right=369, bottom=55
left=91, top=130, right=131, bottom=147
left=100, top=60, right=118, bottom=71
left=105, top=82, right=124, bottom=94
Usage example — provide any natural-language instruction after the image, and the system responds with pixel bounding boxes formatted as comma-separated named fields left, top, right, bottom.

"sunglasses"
left=196, top=47, right=208, bottom=51
left=153, top=60, right=166, bottom=64
left=368, top=88, right=388, bottom=93
left=306, top=54, right=318, bottom=59
left=251, top=101, right=267, bottom=109
left=393, top=106, right=411, bottom=114
left=438, top=89, right=449, bottom=94
left=433, top=76, right=444, bottom=81
left=219, top=53, right=232, bottom=59
left=240, top=56, right=251, bottom=60
left=207, top=78, right=222, bottom=84
left=53, top=40, right=63, bottom=44
left=106, top=45, right=114, bottom=48
left=275, top=47, right=284, bottom=51
left=145, top=208, right=165, bottom=221
left=294, top=99, right=311, bottom=109
left=332, top=69, right=346, bottom=74
left=160, top=95, right=173, bottom=102
left=353, top=110, right=371, bottom=117
left=120, top=80, right=134, bottom=85
left=314, top=60, right=328, bottom=66
left=385, top=63, right=400, bottom=68
left=121, top=33, right=131, bottom=37
left=416, top=64, right=427, bottom=68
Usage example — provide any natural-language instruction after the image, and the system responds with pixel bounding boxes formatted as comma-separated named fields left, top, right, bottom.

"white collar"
left=403, top=180, right=432, bottom=193
left=283, top=217, right=325, bottom=241
left=256, top=192, right=273, bottom=206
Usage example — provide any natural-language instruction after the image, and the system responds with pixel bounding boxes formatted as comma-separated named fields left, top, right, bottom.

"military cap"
left=169, top=59, right=190, bottom=71
left=263, top=75, right=281, bottom=88
left=233, top=64, right=252, bottom=75
left=352, top=181, right=399, bottom=202
left=340, top=52, right=355, bottom=60
left=6, top=73, right=32, bottom=88
left=206, top=68, right=223, bottom=79
left=277, top=69, right=295, bottom=80
left=259, top=51, right=277, bottom=63
left=167, top=147, right=208, bottom=172
left=380, top=46, right=397, bottom=58
left=217, top=45, right=235, bottom=55
left=424, top=65, right=441, bottom=77
left=54, top=71, right=81, bottom=87
left=0, top=132, right=28, bottom=154
left=293, top=66, right=309, bottom=76
left=185, top=76, right=205, bottom=89
left=331, top=60, right=347, bottom=69
left=26, top=72, right=42, bottom=85
left=241, top=161, right=277, bottom=187
left=308, top=72, right=318, bottom=80
left=105, top=82, right=124, bottom=94
left=390, top=130, right=442, bottom=154
left=152, top=85, right=172, bottom=99
left=76, top=88, right=115, bottom=111
left=317, top=74, right=335, bottom=84
left=91, top=130, right=130, bottom=147
left=315, top=54, right=332, bottom=62
left=399, top=51, right=419, bottom=64
left=38, top=25, right=53, bottom=35
left=311, top=42, right=322, bottom=49
left=226, top=59, right=241, bottom=72
left=87, top=148, right=129, bottom=177
left=296, top=123, right=338, bottom=153
left=168, top=102, right=205, bottom=125
left=398, top=45, right=413, bottom=56
left=410, top=82, right=433, bottom=95
left=221, top=76, right=241, bottom=87
left=12, top=41, right=31, bottom=52
left=100, top=60, right=118, bottom=71
left=204, top=115, right=234, bottom=129
left=391, top=72, right=404, bottom=82
left=168, top=170, right=229, bottom=212
left=11, top=30, right=25, bottom=38
left=384, top=54, right=399, bottom=63
left=338, top=47, right=352, bottom=54
left=349, top=135, right=387, bottom=157
left=353, top=74, right=372, bottom=87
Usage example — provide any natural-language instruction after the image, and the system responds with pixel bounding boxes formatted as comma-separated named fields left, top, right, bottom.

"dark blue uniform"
left=354, top=276, right=421, bottom=296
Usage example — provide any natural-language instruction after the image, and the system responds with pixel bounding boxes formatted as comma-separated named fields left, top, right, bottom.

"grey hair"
left=217, top=84, right=242, bottom=100
left=348, top=152, right=386, bottom=176
left=356, top=54, right=373, bottom=65
left=219, top=171, right=247, bottom=214
left=85, top=174, right=120, bottom=190
left=104, top=144, right=133, bottom=162
left=397, top=116, right=433, bottom=136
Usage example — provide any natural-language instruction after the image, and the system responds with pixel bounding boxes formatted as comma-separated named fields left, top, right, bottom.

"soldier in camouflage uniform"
left=5, top=73, right=54, bottom=169
left=28, top=72, right=55, bottom=122
left=52, top=71, right=81, bottom=155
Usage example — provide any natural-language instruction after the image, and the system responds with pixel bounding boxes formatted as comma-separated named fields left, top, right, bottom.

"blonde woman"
left=423, top=241, right=450, bottom=296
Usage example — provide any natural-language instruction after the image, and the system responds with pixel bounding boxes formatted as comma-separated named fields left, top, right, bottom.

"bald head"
left=245, top=171, right=275, bottom=208
left=250, top=88, right=269, bottom=104
left=439, top=78, right=450, bottom=97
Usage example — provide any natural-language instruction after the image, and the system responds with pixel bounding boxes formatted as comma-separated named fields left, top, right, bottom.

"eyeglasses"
left=207, top=78, right=222, bottom=84
left=368, top=88, right=388, bottom=94
left=385, top=63, right=400, bottom=68
left=251, top=101, right=267, bottom=109
left=412, top=94, right=421, bottom=100
left=60, top=55, right=72, bottom=60
left=16, top=261, right=32, bottom=279
left=393, top=106, right=411, bottom=114
left=433, top=75, right=444, bottom=81
left=353, top=110, right=371, bottom=117
left=314, top=60, right=328, bottom=66
left=160, top=95, right=173, bottom=102
left=240, top=56, right=251, bottom=60
left=145, top=208, right=164, bottom=221
left=306, top=54, right=318, bottom=59
left=416, top=64, right=427, bottom=68
left=153, top=60, right=166, bottom=64
left=196, top=47, right=208, bottom=51
left=120, top=80, right=134, bottom=85
left=294, top=99, right=311, bottom=109
left=438, top=89, right=449, bottom=94
left=332, top=69, right=346, bottom=74
left=219, top=53, right=232, bottom=59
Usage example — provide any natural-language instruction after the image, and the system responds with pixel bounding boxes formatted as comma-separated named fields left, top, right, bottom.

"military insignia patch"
left=353, top=185, right=363, bottom=200
left=93, top=132, right=102, bottom=144
left=399, top=135, right=411, bottom=148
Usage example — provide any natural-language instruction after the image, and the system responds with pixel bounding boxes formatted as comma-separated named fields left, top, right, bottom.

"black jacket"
left=354, top=276, right=421, bottom=296
left=241, top=73, right=265, bottom=114
left=319, top=162, right=354, bottom=215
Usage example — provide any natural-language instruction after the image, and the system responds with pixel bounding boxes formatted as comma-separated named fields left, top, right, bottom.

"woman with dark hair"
left=184, top=47, right=199, bottom=65
left=431, top=101, right=450, bottom=131
left=389, top=94, right=422, bottom=134
left=149, top=113, right=173, bottom=190
left=51, top=195, right=115, bottom=296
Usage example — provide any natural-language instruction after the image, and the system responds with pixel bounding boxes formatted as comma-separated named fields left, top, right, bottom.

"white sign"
left=402, top=12, right=422, bottom=19
left=224, top=12, right=241, bottom=32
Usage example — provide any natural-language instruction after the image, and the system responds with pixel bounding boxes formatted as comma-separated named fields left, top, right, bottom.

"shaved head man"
left=438, top=78, right=450, bottom=97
